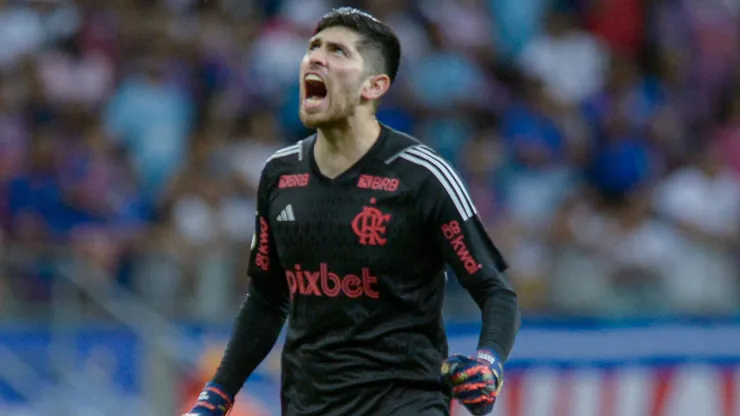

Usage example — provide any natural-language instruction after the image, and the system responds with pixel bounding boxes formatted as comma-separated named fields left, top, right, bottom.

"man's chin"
left=299, top=111, right=332, bottom=129
left=299, top=116, right=319, bottom=129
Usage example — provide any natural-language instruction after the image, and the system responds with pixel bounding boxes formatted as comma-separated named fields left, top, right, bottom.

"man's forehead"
left=310, top=26, right=362, bottom=48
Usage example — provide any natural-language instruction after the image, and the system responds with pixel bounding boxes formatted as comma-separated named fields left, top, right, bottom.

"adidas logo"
left=277, top=204, right=295, bottom=222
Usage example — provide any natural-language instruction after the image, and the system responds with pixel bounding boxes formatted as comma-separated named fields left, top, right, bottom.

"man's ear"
left=361, top=74, right=391, bottom=101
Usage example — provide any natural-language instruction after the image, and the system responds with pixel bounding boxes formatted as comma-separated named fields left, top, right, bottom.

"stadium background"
left=0, top=0, right=739, bottom=414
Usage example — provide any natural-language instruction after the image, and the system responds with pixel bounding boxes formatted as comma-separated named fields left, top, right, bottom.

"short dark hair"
left=314, top=7, right=401, bottom=84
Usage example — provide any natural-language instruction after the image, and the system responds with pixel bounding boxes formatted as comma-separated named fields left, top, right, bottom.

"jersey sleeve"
left=411, top=147, right=519, bottom=360
left=212, top=163, right=290, bottom=396
left=246, top=165, right=291, bottom=307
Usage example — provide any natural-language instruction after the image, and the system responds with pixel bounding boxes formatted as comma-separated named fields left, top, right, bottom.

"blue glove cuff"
left=476, top=349, right=504, bottom=389
left=189, top=382, right=233, bottom=416
left=475, top=349, right=501, bottom=366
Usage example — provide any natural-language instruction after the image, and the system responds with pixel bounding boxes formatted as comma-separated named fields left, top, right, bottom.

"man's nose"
left=308, top=48, right=327, bottom=67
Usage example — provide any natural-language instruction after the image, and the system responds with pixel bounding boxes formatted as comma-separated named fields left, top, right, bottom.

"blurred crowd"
left=0, top=0, right=739, bottom=321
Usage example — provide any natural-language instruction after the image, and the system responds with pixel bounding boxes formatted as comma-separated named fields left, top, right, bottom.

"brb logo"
left=255, top=216, right=271, bottom=271
left=441, top=220, right=481, bottom=275
left=357, top=174, right=399, bottom=192
left=351, top=198, right=391, bottom=246
left=279, top=174, right=309, bottom=188
left=285, top=263, right=379, bottom=299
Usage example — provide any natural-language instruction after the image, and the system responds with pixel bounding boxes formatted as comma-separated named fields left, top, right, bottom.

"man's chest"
left=266, top=176, right=425, bottom=268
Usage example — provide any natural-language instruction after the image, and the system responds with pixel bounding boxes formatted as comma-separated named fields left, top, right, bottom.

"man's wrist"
left=475, top=349, right=504, bottom=388
left=475, top=349, right=500, bottom=367
left=191, top=382, right=233, bottom=415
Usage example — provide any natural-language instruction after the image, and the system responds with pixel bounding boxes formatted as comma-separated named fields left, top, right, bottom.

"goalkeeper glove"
left=441, top=349, right=504, bottom=416
left=183, top=382, right=233, bottom=416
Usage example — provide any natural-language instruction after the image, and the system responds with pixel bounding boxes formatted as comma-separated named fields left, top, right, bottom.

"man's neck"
left=314, top=116, right=381, bottom=179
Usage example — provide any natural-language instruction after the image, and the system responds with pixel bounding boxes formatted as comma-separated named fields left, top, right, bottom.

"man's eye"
left=332, top=47, right=345, bottom=55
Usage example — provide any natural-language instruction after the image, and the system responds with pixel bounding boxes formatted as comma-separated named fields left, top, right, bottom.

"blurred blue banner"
left=1, top=319, right=739, bottom=415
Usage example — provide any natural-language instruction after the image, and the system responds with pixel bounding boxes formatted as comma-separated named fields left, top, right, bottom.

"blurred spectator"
left=584, top=54, right=666, bottom=137
left=60, top=121, right=147, bottom=276
left=229, top=111, right=285, bottom=197
left=549, top=187, right=680, bottom=316
left=0, top=0, right=44, bottom=71
left=35, top=31, right=115, bottom=110
left=715, top=82, right=740, bottom=176
left=103, top=55, right=195, bottom=203
left=0, top=75, right=30, bottom=184
left=653, top=143, right=740, bottom=313
left=362, top=0, right=432, bottom=66
left=165, top=134, right=253, bottom=251
left=152, top=125, right=254, bottom=320
left=7, top=130, right=72, bottom=242
left=488, top=0, right=549, bottom=59
left=518, top=8, right=608, bottom=106
left=404, top=28, right=490, bottom=161
left=652, top=0, right=740, bottom=129
left=419, top=0, right=494, bottom=56
left=457, top=128, right=505, bottom=226
left=587, top=127, right=658, bottom=198
left=5, top=132, right=70, bottom=301
left=497, top=77, right=577, bottom=307
left=583, top=0, right=645, bottom=58
left=248, top=0, right=324, bottom=103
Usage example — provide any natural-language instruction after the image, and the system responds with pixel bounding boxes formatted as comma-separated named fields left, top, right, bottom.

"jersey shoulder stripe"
left=265, top=141, right=303, bottom=164
left=262, top=140, right=303, bottom=169
left=382, top=128, right=424, bottom=162
left=394, top=144, right=477, bottom=221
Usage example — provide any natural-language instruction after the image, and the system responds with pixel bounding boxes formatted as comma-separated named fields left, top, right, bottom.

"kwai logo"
left=254, top=216, right=271, bottom=271
left=285, top=263, right=379, bottom=299
left=441, top=220, right=481, bottom=275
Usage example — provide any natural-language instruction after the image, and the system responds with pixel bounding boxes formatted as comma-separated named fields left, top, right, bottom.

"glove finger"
left=453, top=384, right=496, bottom=402
left=461, top=395, right=496, bottom=416
left=459, top=393, right=496, bottom=405
left=441, top=361, right=461, bottom=378
left=442, top=355, right=469, bottom=372
left=453, top=382, right=494, bottom=395
left=449, top=365, right=494, bottom=385
left=465, top=403, right=495, bottom=416
left=453, top=376, right=499, bottom=401
left=452, top=383, right=496, bottom=403
left=442, top=357, right=476, bottom=380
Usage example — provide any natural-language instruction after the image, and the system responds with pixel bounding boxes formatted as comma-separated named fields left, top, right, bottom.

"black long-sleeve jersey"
left=213, top=125, right=519, bottom=415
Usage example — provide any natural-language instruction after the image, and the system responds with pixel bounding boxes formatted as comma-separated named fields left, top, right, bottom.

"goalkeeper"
left=184, top=6, right=519, bottom=416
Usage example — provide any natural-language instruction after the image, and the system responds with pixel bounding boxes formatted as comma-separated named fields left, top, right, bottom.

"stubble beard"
left=300, top=98, right=353, bottom=129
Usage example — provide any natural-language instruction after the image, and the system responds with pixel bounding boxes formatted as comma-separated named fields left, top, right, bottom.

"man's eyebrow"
left=327, top=40, right=353, bottom=52
left=308, top=36, right=355, bottom=54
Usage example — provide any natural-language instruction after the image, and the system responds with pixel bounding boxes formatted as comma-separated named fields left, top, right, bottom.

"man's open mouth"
left=304, top=74, right=327, bottom=107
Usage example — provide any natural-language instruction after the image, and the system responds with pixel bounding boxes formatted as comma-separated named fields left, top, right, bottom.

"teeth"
left=305, top=74, right=322, bottom=83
